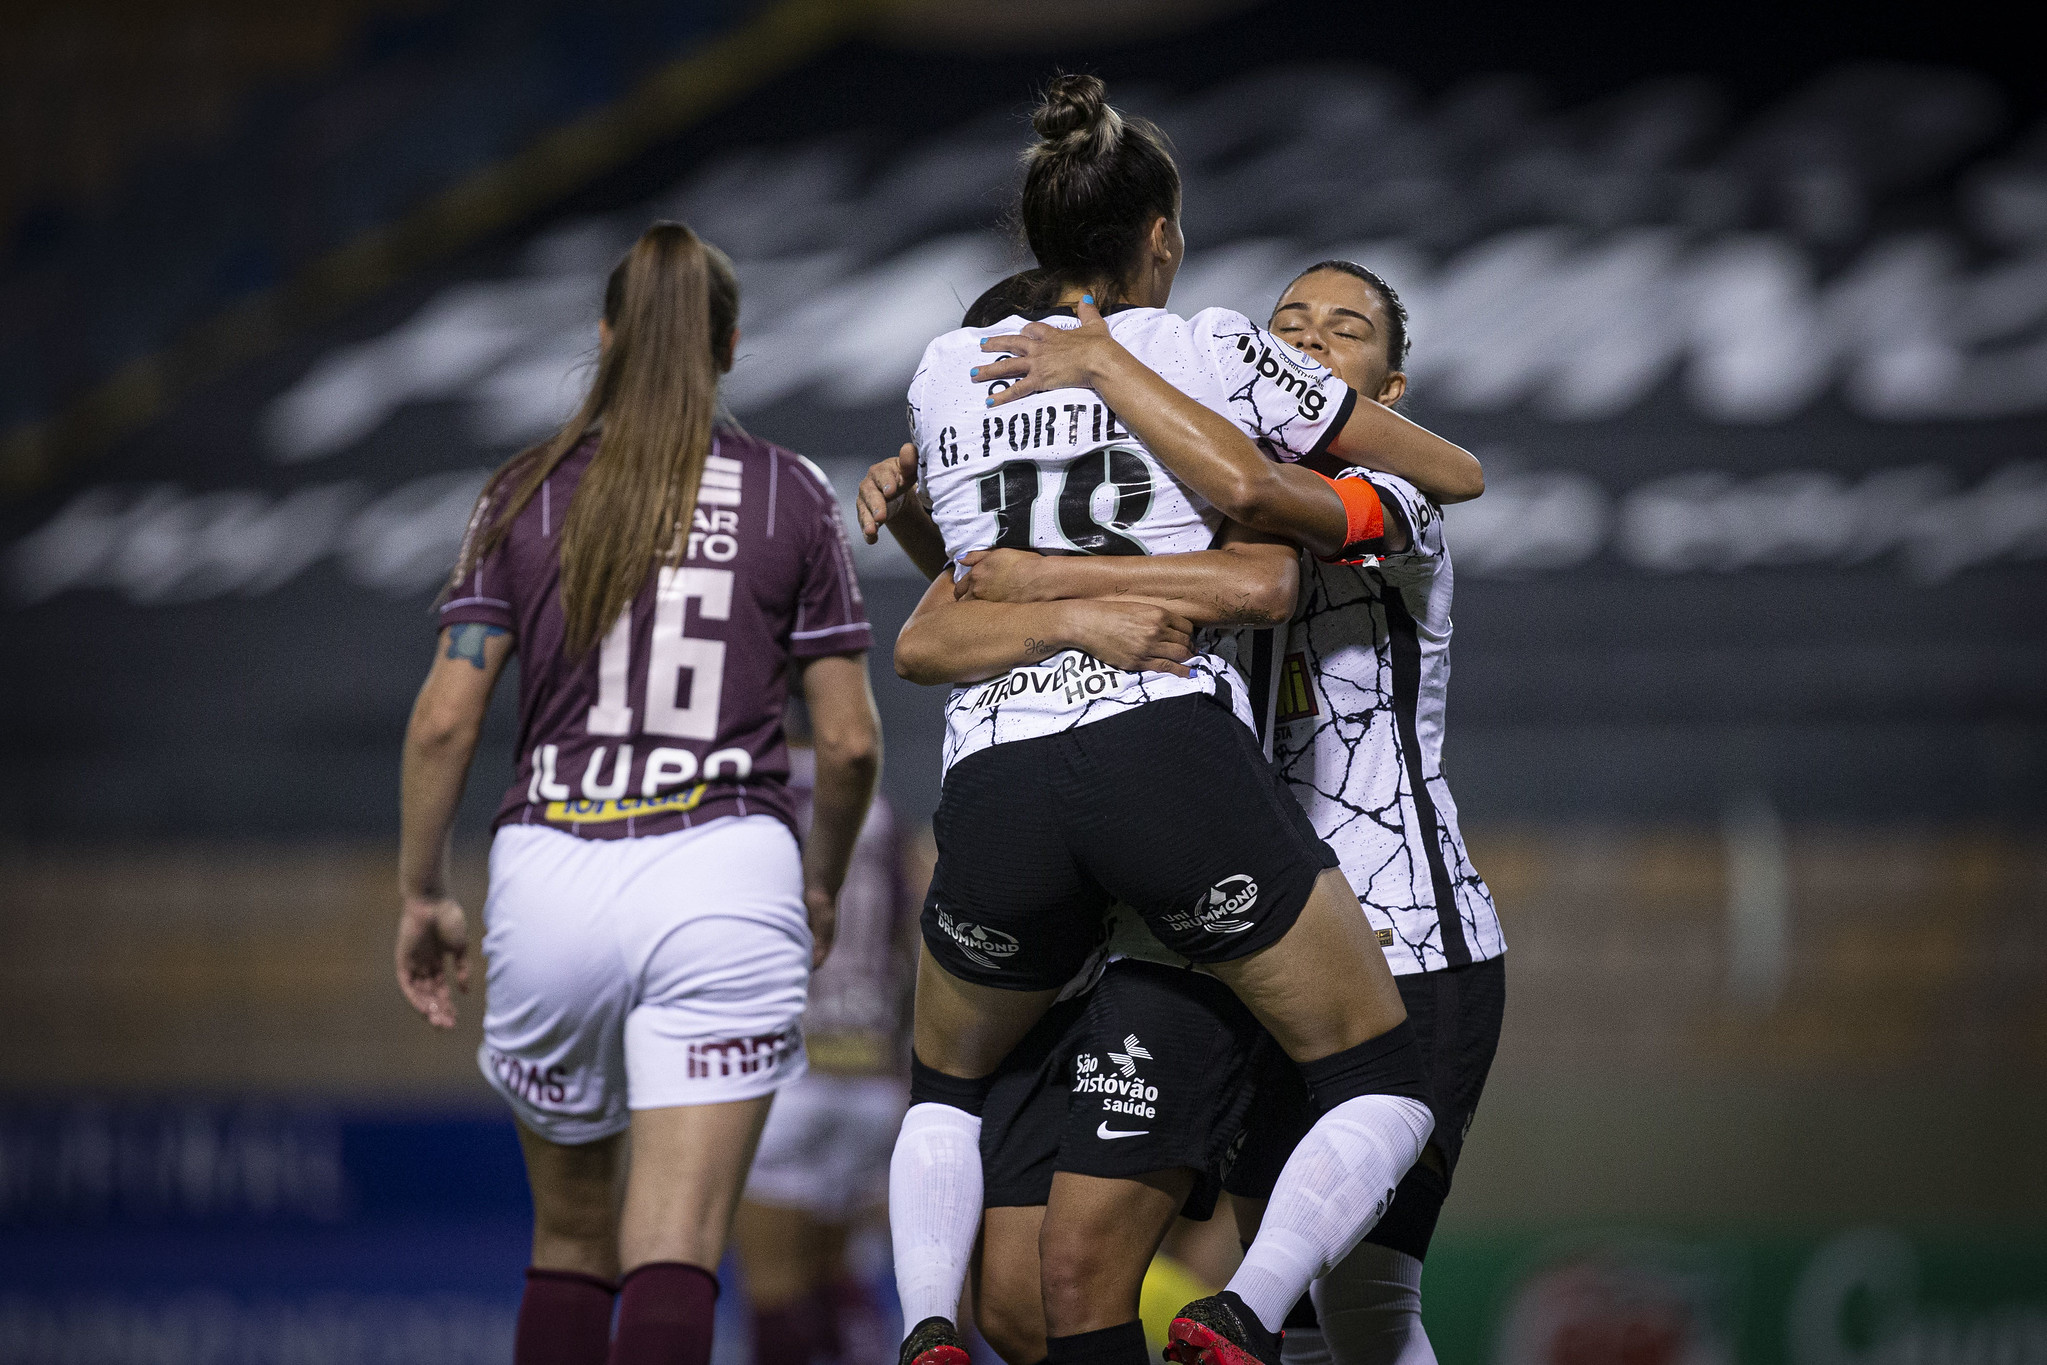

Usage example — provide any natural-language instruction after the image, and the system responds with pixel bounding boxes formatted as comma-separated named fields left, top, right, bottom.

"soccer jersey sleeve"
left=1332, top=469, right=1442, bottom=565
left=437, top=490, right=517, bottom=635
left=790, top=460, right=875, bottom=658
left=1191, top=308, right=1356, bottom=462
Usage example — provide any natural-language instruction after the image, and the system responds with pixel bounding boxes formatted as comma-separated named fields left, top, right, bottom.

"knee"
left=976, top=1289, right=1047, bottom=1365
left=533, top=1187, right=619, bottom=1269
left=1037, top=1228, right=1133, bottom=1331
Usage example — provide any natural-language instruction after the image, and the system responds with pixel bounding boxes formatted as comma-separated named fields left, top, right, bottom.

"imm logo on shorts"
left=685, top=1026, right=801, bottom=1080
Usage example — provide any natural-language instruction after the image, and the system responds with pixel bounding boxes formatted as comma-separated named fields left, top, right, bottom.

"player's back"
left=439, top=426, right=871, bottom=842
left=908, top=304, right=1354, bottom=770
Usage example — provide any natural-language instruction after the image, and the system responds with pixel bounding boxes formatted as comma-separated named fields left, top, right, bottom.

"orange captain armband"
left=1316, top=472, right=1386, bottom=563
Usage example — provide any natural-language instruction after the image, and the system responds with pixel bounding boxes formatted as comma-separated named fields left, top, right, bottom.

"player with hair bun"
left=396, top=220, right=881, bottom=1365
left=890, top=257, right=1504, bottom=1365
left=880, top=75, right=1484, bottom=1365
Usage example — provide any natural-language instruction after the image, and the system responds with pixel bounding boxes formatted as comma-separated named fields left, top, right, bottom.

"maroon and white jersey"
left=786, top=748, right=914, bottom=1071
left=441, top=427, right=872, bottom=841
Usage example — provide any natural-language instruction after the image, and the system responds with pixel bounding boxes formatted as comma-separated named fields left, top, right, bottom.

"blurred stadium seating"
left=2, top=0, right=2041, bottom=1361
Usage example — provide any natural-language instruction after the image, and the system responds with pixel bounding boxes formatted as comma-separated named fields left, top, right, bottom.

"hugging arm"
left=954, top=521, right=1306, bottom=627
left=856, top=444, right=950, bottom=579
left=894, top=570, right=1197, bottom=687
left=970, top=300, right=1479, bottom=550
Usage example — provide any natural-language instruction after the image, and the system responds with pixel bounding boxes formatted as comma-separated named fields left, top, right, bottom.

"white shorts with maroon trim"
left=478, top=815, right=811, bottom=1145
left=744, top=1071, right=909, bottom=1221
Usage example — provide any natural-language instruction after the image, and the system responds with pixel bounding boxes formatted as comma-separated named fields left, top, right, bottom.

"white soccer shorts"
left=477, top=815, right=812, bottom=1145
left=743, top=1071, right=909, bottom=1221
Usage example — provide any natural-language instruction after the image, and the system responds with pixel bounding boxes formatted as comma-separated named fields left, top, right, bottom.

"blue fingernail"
left=985, top=397, right=993, bottom=406
left=1082, top=294, right=1094, bottom=304
left=970, top=367, right=979, bottom=377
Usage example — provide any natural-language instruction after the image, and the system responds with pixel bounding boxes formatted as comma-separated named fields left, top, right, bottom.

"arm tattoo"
left=1022, top=636, right=1056, bottom=659
left=446, top=623, right=508, bottom=669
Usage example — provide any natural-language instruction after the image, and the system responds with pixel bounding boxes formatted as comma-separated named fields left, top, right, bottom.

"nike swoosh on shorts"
left=1097, top=1122, right=1149, bottom=1139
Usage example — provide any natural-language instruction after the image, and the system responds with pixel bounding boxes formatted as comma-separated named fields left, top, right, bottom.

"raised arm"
left=969, top=300, right=1480, bottom=541
left=396, top=623, right=512, bottom=1028
left=894, top=569, right=1197, bottom=687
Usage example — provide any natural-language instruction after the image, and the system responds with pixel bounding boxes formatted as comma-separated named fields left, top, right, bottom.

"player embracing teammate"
left=874, top=76, right=1490, bottom=1365
left=866, top=78, right=1505, bottom=1365
left=395, top=222, right=881, bottom=1365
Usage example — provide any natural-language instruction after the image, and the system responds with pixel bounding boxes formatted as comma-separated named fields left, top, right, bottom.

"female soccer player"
left=921, top=262, right=1505, bottom=1365
left=395, top=222, right=881, bottom=1365
left=885, top=76, right=1479, bottom=1365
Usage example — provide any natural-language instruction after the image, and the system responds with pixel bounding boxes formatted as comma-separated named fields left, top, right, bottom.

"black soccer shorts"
left=1226, top=953, right=1507, bottom=1261
left=980, top=959, right=1296, bottom=1220
left=922, top=694, right=1339, bottom=992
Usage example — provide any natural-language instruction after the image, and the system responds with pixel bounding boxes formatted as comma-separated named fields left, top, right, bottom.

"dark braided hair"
left=1285, top=259, right=1411, bottom=371
left=1015, top=74, right=1181, bottom=308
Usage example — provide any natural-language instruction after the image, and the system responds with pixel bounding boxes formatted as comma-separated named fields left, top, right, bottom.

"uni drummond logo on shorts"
left=935, top=909, right=1021, bottom=970
left=1160, top=874, right=1260, bottom=937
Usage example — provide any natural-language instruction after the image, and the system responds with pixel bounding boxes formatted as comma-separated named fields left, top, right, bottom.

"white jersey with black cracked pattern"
left=1233, top=469, right=1505, bottom=974
left=906, top=304, right=1356, bottom=775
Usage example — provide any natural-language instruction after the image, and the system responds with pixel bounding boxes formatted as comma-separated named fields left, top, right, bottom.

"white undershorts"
left=478, top=815, right=812, bottom=1145
left=744, top=1071, right=909, bottom=1221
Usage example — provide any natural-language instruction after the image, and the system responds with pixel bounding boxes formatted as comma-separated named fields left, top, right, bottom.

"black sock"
left=1046, top=1320, right=1148, bottom=1365
left=1297, top=1021, right=1429, bottom=1112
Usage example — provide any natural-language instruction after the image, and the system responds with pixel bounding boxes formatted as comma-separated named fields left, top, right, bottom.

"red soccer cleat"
left=1165, top=1292, right=1282, bottom=1365
left=898, top=1316, right=971, bottom=1365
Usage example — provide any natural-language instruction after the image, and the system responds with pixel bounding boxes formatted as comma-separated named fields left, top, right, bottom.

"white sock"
left=889, top=1101, right=984, bottom=1328
left=1312, top=1243, right=1433, bottom=1365
left=1225, top=1095, right=1433, bottom=1334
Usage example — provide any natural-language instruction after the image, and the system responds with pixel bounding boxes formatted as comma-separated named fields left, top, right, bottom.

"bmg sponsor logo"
left=936, top=909, right=1021, bottom=969
left=685, top=1026, right=801, bottom=1080
left=1161, top=874, right=1260, bottom=937
left=1232, top=333, right=1330, bottom=421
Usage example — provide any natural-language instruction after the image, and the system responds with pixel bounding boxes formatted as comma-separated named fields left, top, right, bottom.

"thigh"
left=1206, top=867, right=1408, bottom=1063
left=923, top=739, right=1110, bottom=994
left=625, top=819, right=814, bottom=1107
left=618, top=1094, right=774, bottom=1272
left=913, top=943, right=1062, bottom=1079
left=479, top=827, right=634, bottom=1144
left=1064, top=698, right=1336, bottom=970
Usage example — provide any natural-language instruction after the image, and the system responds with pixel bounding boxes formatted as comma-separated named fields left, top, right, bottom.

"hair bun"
left=1032, top=73, right=1113, bottom=144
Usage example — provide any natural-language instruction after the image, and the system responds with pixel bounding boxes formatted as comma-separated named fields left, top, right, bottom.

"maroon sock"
left=609, top=1261, right=720, bottom=1365
left=826, top=1277, right=880, bottom=1364
left=751, top=1300, right=821, bottom=1365
left=516, top=1267, right=617, bottom=1365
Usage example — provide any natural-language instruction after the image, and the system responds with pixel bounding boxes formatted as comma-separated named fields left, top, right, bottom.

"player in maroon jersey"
left=396, top=222, right=881, bottom=1365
